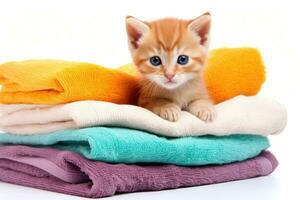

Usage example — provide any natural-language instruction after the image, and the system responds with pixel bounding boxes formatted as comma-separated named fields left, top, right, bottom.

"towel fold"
left=0, top=60, right=139, bottom=104
left=0, top=95, right=287, bottom=136
left=0, top=127, right=269, bottom=165
left=0, top=48, right=265, bottom=105
left=0, top=146, right=278, bottom=198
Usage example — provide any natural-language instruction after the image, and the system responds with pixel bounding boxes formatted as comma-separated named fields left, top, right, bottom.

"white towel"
left=0, top=95, right=287, bottom=136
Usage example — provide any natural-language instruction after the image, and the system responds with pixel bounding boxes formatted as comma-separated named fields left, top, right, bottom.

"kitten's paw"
left=188, top=101, right=217, bottom=122
left=153, top=103, right=181, bottom=122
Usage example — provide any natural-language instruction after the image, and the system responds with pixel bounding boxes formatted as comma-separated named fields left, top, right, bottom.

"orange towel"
left=204, top=48, right=265, bottom=103
left=0, top=47, right=265, bottom=104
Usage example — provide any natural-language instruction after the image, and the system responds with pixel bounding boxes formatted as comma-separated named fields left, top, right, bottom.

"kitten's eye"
left=177, top=55, right=189, bottom=65
left=149, top=56, right=162, bottom=66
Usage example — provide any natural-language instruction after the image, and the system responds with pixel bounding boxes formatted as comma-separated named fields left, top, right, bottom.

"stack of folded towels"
left=0, top=48, right=287, bottom=198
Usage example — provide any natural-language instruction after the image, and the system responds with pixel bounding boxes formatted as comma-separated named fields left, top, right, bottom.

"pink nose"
left=165, top=74, right=175, bottom=81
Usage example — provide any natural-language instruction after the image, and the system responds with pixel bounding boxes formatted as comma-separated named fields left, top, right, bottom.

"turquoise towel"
left=0, top=127, right=269, bottom=166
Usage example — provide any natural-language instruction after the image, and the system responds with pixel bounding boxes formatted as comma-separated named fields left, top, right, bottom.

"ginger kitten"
left=126, top=13, right=216, bottom=122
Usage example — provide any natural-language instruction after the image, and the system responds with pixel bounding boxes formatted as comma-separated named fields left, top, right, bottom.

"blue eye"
left=149, top=56, right=162, bottom=66
left=177, top=55, right=189, bottom=65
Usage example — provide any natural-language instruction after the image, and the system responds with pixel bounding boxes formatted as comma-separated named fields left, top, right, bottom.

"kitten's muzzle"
left=165, top=73, right=175, bottom=82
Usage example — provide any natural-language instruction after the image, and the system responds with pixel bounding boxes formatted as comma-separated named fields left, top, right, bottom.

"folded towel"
left=0, top=127, right=269, bottom=165
left=0, top=48, right=265, bottom=104
left=0, top=146, right=278, bottom=198
left=0, top=60, right=139, bottom=104
left=0, top=95, right=287, bottom=136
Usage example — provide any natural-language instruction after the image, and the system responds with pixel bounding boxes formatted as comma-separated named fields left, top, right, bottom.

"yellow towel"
left=0, top=47, right=265, bottom=104
left=0, top=60, right=139, bottom=104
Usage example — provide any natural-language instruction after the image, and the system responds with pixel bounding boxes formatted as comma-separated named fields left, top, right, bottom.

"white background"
left=0, top=0, right=299, bottom=199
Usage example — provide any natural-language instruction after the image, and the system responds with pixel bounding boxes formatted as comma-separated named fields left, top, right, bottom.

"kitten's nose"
left=165, top=73, right=175, bottom=82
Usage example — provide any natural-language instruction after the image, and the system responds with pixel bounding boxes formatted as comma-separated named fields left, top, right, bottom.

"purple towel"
left=0, top=146, right=278, bottom=198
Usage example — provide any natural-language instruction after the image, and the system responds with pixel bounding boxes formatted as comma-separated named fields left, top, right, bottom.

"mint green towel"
left=0, top=127, right=269, bottom=166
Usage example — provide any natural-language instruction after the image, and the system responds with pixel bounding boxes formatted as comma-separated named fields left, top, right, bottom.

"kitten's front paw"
left=153, top=103, right=181, bottom=122
left=188, top=101, right=217, bottom=122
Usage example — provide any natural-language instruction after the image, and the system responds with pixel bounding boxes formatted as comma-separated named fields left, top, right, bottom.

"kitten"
left=126, top=13, right=216, bottom=122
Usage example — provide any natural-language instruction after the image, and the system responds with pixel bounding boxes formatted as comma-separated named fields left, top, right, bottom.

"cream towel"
left=0, top=95, right=287, bottom=136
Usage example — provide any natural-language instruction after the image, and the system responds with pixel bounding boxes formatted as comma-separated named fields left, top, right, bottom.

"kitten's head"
left=126, top=13, right=211, bottom=90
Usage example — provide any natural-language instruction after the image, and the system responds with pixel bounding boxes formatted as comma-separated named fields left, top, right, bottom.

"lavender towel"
left=0, top=146, right=278, bottom=198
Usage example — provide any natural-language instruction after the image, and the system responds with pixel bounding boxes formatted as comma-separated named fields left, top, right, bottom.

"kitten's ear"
left=126, top=16, right=150, bottom=50
left=188, top=12, right=211, bottom=48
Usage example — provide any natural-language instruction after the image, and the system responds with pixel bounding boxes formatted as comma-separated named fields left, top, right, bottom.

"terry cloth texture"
left=0, top=60, right=139, bottom=104
left=0, top=95, right=287, bottom=136
left=0, top=48, right=265, bottom=104
left=0, top=128, right=269, bottom=166
left=0, top=146, right=278, bottom=198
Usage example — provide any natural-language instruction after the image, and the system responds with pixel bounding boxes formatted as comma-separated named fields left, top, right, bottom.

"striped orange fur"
left=126, top=13, right=216, bottom=122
